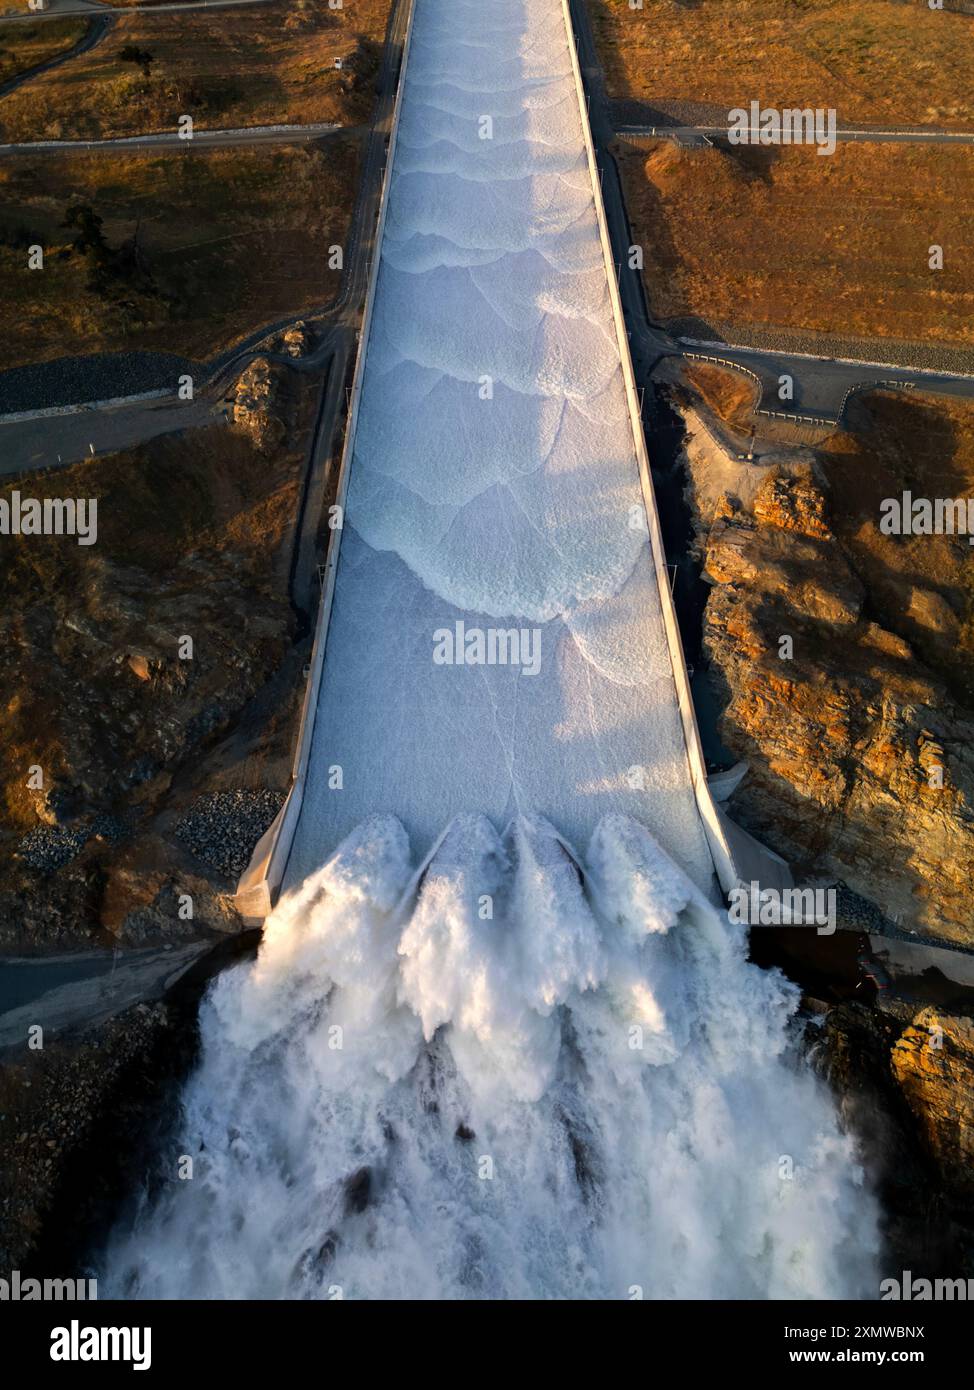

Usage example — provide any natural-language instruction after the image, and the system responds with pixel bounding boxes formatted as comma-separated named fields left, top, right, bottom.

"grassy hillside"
left=0, top=139, right=359, bottom=368
left=0, top=16, right=87, bottom=86
left=618, top=139, right=974, bottom=351
left=588, top=0, right=974, bottom=127
left=0, top=0, right=393, bottom=141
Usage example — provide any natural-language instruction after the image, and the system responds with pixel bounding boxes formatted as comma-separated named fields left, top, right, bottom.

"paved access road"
left=0, top=121, right=350, bottom=157
left=0, top=393, right=217, bottom=475
left=0, top=941, right=210, bottom=1049
left=0, top=12, right=111, bottom=98
left=0, top=0, right=273, bottom=23
left=681, top=338, right=974, bottom=423
left=616, top=122, right=974, bottom=148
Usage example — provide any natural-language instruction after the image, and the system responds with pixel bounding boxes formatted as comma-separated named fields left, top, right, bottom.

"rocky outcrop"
left=892, top=1007, right=974, bottom=1196
left=819, top=998, right=974, bottom=1272
left=100, top=837, right=244, bottom=944
left=231, top=357, right=292, bottom=453
left=699, top=463, right=974, bottom=945
left=0, top=425, right=300, bottom=951
left=278, top=321, right=311, bottom=360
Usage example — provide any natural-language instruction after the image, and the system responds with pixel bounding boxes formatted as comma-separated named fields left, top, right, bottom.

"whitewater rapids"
left=104, top=814, right=876, bottom=1299
left=100, top=0, right=878, bottom=1297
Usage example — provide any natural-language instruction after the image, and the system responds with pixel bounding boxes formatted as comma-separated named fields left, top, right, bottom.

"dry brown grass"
left=617, top=138, right=974, bottom=348
left=588, top=0, right=974, bottom=128
left=0, top=0, right=393, bottom=141
left=0, top=419, right=304, bottom=835
left=0, top=138, right=359, bottom=369
left=682, top=360, right=758, bottom=432
left=0, top=15, right=86, bottom=85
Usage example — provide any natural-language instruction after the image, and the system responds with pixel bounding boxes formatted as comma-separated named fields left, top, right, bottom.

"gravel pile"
left=0, top=351, right=201, bottom=416
left=174, top=789, right=285, bottom=880
left=17, top=814, right=125, bottom=872
left=17, top=825, right=88, bottom=871
left=833, top=883, right=897, bottom=934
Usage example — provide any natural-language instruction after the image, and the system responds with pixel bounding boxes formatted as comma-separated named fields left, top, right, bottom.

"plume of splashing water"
left=101, top=813, right=878, bottom=1300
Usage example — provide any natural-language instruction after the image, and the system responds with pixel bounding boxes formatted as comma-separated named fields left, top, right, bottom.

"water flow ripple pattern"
left=285, top=0, right=711, bottom=872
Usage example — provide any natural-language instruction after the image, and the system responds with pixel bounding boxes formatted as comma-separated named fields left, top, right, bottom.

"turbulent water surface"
left=284, top=0, right=710, bottom=880
left=102, top=0, right=878, bottom=1298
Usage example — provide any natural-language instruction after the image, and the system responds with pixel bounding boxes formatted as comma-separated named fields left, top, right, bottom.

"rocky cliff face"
left=668, top=376, right=974, bottom=1270
left=892, top=1007, right=974, bottom=1198
left=698, top=462, right=974, bottom=945
left=821, top=999, right=974, bottom=1273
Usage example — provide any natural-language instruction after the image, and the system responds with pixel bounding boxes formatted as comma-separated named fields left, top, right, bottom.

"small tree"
left=62, top=203, right=115, bottom=294
left=119, top=45, right=154, bottom=79
left=62, top=203, right=107, bottom=258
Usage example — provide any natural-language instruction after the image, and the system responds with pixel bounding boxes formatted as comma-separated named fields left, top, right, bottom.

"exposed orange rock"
left=700, top=464, right=974, bottom=943
left=891, top=1008, right=974, bottom=1193
left=752, top=469, right=832, bottom=538
left=231, top=358, right=291, bottom=454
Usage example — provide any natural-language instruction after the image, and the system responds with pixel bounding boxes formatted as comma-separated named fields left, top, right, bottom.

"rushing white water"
left=104, top=814, right=876, bottom=1299
left=100, top=0, right=879, bottom=1297
left=284, top=0, right=712, bottom=880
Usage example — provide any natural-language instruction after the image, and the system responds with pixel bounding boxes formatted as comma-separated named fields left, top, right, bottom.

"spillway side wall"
left=556, top=0, right=742, bottom=896
left=234, top=0, right=416, bottom=923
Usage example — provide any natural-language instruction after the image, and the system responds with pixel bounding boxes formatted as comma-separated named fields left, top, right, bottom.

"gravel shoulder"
left=0, top=350, right=199, bottom=415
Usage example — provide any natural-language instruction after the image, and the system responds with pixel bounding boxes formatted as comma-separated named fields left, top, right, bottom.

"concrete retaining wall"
left=559, top=0, right=790, bottom=899
left=234, top=0, right=417, bottom=923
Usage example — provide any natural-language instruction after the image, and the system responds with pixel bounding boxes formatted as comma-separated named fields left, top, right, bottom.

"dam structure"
left=101, top=0, right=877, bottom=1300
left=284, top=0, right=715, bottom=892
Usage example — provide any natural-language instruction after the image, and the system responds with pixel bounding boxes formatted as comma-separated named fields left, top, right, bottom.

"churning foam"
left=104, top=815, right=877, bottom=1299
left=100, top=0, right=878, bottom=1297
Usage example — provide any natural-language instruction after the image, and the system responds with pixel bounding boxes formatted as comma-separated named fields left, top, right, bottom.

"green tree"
left=118, top=45, right=154, bottom=79
left=62, top=203, right=108, bottom=258
left=62, top=203, right=117, bottom=295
